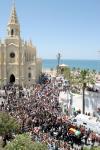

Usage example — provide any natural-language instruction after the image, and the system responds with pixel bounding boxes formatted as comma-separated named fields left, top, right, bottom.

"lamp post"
left=66, top=85, right=73, bottom=116
left=57, top=52, right=61, bottom=74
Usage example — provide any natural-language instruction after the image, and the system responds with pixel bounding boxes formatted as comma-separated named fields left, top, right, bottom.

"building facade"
left=0, top=4, right=42, bottom=86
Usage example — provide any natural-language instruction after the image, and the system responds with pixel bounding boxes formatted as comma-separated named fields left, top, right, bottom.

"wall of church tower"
left=7, top=24, right=20, bottom=38
left=3, top=38, right=20, bottom=84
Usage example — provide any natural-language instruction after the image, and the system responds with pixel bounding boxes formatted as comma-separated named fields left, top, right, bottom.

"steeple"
left=8, top=0, right=19, bottom=25
left=7, top=1, right=20, bottom=38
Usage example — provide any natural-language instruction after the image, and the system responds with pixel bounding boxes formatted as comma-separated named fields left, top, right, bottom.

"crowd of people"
left=0, top=75, right=100, bottom=149
left=86, top=86, right=100, bottom=93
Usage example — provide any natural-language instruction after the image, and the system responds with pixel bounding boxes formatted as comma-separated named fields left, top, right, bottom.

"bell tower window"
left=11, top=29, right=14, bottom=36
left=28, top=73, right=31, bottom=78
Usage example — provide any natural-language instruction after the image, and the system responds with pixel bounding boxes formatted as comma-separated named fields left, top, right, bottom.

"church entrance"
left=10, top=74, right=15, bottom=83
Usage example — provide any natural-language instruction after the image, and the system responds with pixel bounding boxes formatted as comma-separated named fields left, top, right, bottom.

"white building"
left=72, top=91, right=100, bottom=115
left=0, top=4, right=42, bottom=86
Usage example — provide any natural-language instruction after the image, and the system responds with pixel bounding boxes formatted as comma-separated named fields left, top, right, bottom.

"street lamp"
left=57, top=52, right=61, bottom=74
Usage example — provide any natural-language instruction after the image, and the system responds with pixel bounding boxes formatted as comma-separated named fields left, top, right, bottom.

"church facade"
left=0, top=4, right=42, bottom=86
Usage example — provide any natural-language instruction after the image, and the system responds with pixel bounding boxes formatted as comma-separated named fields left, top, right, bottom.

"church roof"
left=8, top=3, right=19, bottom=25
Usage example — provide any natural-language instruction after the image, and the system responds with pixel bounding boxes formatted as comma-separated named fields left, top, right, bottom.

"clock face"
left=10, top=52, right=15, bottom=58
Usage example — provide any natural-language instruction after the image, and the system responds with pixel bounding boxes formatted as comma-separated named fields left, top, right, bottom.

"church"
left=0, top=4, right=42, bottom=86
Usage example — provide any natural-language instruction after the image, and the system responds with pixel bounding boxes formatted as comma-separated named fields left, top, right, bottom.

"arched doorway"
left=10, top=74, right=15, bottom=83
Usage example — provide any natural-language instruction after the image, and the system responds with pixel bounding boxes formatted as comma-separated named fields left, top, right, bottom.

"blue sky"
left=0, top=0, right=100, bottom=59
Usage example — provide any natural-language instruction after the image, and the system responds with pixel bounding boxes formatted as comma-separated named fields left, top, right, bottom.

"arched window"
left=11, top=29, right=14, bottom=36
left=28, top=73, right=31, bottom=78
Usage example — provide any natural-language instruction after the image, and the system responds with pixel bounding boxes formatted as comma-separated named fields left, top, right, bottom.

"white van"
left=72, top=114, right=100, bottom=134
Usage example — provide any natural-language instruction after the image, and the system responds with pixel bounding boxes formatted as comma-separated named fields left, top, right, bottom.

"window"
left=28, top=73, right=31, bottom=78
left=11, top=29, right=14, bottom=36
left=10, top=52, right=15, bottom=58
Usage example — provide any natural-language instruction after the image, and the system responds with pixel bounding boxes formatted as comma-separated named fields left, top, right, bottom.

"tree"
left=0, top=112, right=19, bottom=147
left=5, top=133, right=48, bottom=150
left=61, top=67, right=71, bottom=80
left=91, top=147, right=100, bottom=150
left=67, top=68, right=96, bottom=113
left=78, top=69, right=95, bottom=114
left=72, top=67, right=76, bottom=71
left=83, top=146, right=100, bottom=150
left=69, top=68, right=80, bottom=92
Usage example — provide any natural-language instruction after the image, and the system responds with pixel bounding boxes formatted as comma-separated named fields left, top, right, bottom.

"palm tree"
left=72, top=67, right=76, bottom=71
left=64, top=68, right=95, bottom=114
left=69, top=68, right=80, bottom=92
left=78, top=69, right=95, bottom=114
left=62, top=67, right=71, bottom=80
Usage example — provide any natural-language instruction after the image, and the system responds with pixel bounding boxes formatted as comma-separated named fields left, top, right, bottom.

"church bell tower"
left=7, top=3, right=20, bottom=38
left=4, top=2, right=22, bottom=85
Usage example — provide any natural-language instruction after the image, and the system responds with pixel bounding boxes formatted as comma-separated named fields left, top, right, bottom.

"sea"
left=43, top=59, right=100, bottom=72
